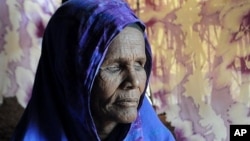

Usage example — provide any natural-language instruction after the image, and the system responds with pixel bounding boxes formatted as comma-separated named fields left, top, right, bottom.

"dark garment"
left=11, top=0, right=175, bottom=140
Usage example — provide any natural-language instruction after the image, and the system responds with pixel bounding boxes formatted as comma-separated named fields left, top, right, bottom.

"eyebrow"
left=135, top=57, right=147, bottom=62
left=105, top=56, right=147, bottom=64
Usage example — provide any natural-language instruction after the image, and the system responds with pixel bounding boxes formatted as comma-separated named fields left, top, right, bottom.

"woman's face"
left=91, top=26, right=147, bottom=123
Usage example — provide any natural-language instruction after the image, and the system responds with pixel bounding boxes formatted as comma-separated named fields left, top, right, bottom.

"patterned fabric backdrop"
left=1, top=0, right=250, bottom=140
left=0, top=0, right=59, bottom=107
left=126, top=0, right=250, bottom=141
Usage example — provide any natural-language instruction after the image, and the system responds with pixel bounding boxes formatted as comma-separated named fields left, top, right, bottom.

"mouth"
left=115, top=98, right=139, bottom=107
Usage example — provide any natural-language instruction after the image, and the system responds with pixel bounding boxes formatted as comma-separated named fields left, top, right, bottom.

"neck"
left=93, top=118, right=118, bottom=140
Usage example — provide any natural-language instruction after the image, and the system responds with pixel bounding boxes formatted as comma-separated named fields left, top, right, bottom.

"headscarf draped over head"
left=12, top=0, right=175, bottom=140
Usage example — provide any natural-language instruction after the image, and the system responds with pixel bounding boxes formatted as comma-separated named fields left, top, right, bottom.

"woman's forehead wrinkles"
left=108, top=44, right=145, bottom=56
left=102, top=27, right=146, bottom=64
left=121, top=35, right=143, bottom=45
left=103, top=47, right=146, bottom=64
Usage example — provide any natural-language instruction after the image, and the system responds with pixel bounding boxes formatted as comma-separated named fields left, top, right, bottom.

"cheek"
left=96, top=73, right=121, bottom=99
left=96, top=69, right=148, bottom=97
left=138, top=71, right=147, bottom=93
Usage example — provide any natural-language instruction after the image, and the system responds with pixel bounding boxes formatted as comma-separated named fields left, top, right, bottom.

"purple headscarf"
left=12, top=0, right=175, bottom=140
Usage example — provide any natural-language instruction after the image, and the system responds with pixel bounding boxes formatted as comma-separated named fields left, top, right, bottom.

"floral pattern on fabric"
left=0, top=0, right=60, bottom=107
left=126, top=0, right=250, bottom=140
left=1, top=0, right=250, bottom=140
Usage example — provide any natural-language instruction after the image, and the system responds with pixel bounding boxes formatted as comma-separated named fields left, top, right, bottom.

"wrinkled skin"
left=90, top=26, right=147, bottom=139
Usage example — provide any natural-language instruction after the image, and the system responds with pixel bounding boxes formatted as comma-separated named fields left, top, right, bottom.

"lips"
left=115, top=98, right=139, bottom=107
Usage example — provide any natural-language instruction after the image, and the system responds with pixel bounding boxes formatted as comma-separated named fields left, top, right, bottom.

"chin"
left=116, top=110, right=138, bottom=123
left=120, top=119, right=137, bottom=124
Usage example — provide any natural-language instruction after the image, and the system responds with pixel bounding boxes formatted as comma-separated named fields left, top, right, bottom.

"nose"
left=123, top=69, right=140, bottom=89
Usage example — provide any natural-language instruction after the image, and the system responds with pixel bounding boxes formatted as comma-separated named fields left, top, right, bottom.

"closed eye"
left=107, top=66, right=120, bottom=72
left=134, top=61, right=145, bottom=71
left=100, top=64, right=122, bottom=73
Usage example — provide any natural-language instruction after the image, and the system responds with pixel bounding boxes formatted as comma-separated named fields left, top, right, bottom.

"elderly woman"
left=12, top=0, right=175, bottom=140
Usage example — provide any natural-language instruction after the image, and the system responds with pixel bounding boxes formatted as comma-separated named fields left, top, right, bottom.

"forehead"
left=104, top=26, right=146, bottom=60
